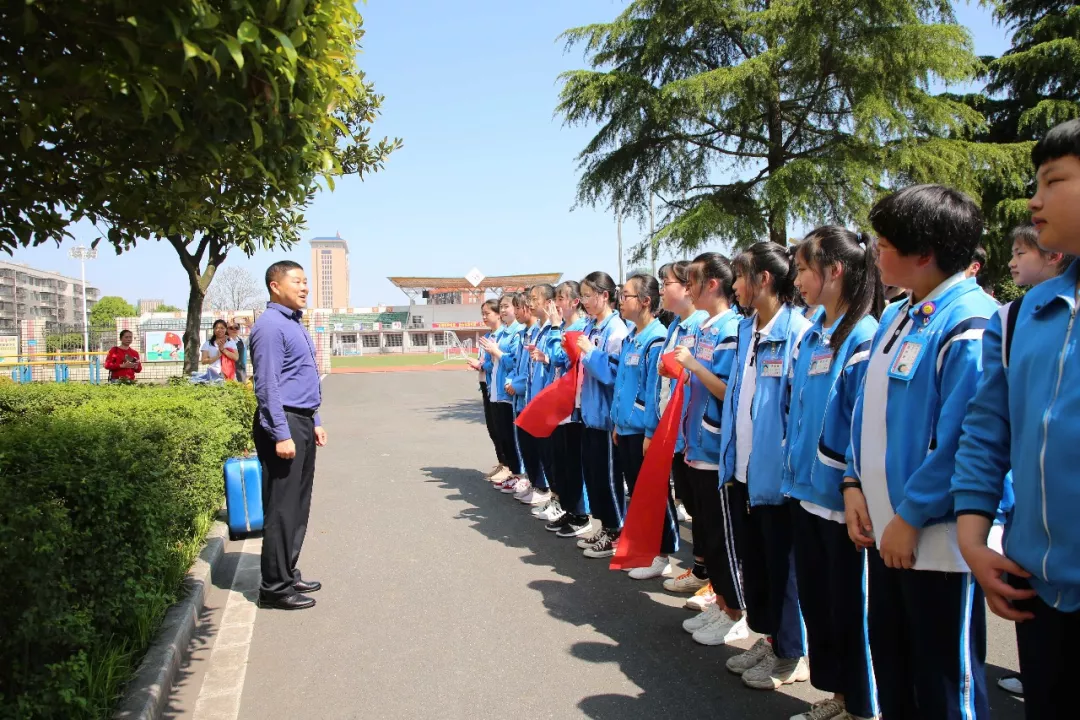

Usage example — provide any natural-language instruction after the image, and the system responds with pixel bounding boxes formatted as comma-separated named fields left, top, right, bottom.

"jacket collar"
left=1031, top=259, right=1080, bottom=316
left=748, top=304, right=795, bottom=344
left=904, top=275, right=980, bottom=324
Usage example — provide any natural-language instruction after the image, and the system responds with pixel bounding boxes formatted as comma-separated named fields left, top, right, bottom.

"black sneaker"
left=583, top=530, right=619, bottom=558
left=557, top=515, right=592, bottom=538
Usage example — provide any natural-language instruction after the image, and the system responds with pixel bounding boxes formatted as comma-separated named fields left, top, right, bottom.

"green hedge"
left=0, top=382, right=256, bottom=718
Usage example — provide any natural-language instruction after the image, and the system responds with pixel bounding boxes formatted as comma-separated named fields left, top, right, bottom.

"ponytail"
left=689, top=252, right=736, bottom=306
left=582, top=271, right=619, bottom=311
left=794, top=226, right=885, bottom=348
left=732, top=243, right=798, bottom=306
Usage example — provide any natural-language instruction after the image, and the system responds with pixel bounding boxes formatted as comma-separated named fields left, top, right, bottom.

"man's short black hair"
left=1032, top=119, right=1080, bottom=171
left=265, top=260, right=303, bottom=291
left=971, top=246, right=992, bottom=291
left=869, top=184, right=983, bottom=276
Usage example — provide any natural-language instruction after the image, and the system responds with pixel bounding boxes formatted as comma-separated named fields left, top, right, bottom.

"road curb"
left=113, top=521, right=228, bottom=720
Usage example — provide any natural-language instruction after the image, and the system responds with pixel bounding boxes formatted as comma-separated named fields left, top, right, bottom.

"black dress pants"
left=254, top=410, right=316, bottom=599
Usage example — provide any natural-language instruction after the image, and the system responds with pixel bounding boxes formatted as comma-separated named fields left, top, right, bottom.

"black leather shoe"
left=294, top=579, right=322, bottom=593
left=259, top=593, right=316, bottom=610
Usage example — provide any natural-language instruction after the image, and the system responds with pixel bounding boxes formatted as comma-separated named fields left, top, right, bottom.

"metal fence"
left=42, top=322, right=117, bottom=356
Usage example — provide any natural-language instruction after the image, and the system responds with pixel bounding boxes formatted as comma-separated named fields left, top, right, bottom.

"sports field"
left=330, top=353, right=469, bottom=370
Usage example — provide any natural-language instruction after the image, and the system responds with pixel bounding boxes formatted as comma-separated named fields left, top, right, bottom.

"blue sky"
left=9, top=1, right=1010, bottom=308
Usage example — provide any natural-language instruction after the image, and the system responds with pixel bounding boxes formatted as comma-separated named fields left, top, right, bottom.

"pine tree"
left=966, top=0, right=1080, bottom=290
left=557, top=0, right=1026, bottom=252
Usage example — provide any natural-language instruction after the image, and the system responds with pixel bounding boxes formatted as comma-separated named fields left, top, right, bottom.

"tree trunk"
left=766, top=85, right=787, bottom=245
left=649, top=192, right=657, bottom=275
left=616, top=210, right=624, bottom=285
left=168, top=233, right=229, bottom=375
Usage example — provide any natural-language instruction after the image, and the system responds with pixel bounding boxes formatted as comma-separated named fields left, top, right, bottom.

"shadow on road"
left=423, top=397, right=486, bottom=424
left=420, top=464, right=1026, bottom=720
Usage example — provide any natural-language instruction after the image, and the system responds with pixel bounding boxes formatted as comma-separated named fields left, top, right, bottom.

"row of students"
left=468, top=117, right=1080, bottom=720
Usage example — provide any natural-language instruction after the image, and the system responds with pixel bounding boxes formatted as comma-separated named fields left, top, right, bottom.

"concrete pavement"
left=167, top=371, right=1026, bottom=719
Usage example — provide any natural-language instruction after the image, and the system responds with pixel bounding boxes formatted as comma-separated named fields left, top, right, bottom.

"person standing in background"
left=228, top=321, right=248, bottom=383
left=105, top=329, right=142, bottom=383
left=251, top=260, right=327, bottom=611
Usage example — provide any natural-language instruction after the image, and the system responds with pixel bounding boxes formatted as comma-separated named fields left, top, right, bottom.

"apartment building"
left=0, top=261, right=101, bottom=333
left=309, top=234, right=350, bottom=309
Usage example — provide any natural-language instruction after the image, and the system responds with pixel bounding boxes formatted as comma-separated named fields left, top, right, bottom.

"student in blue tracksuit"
left=519, top=284, right=560, bottom=511
left=842, top=185, right=999, bottom=720
left=505, top=289, right=547, bottom=500
left=605, top=273, right=670, bottom=565
left=668, top=253, right=744, bottom=641
left=784, top=227, right=884, bottom=720
left=719, top=242, right=812, bottom=690
left=478, top=294, right=524, bottom=485
left=546, top=281, right=593, bottom=538
left=953, top=120, right=1080, bottom=720
left=653, top=261, right=709, bottom=534
left=470, top=300, right=507, bottom=479
left=574, top=272, right=630, bottom=557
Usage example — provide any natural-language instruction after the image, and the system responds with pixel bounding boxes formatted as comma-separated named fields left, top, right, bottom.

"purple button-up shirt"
left=251, top=302, right=322, bottom=441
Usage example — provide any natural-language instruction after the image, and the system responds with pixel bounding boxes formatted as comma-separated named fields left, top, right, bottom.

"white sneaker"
left=628, top=556, right=673, bottom=580
left=743, top=654, right=809, bottom=690
left=519, top=489, right=551, bottom=505
left=535, top=500, right=564, bottom=521
left=663, top=569, right=708, bottom=594
left=504, top=477, right=530, bottom=495
left=692, top=613, right=748, bottom=646
left=684, top=582, right=716, bottom=611
left=790, top=698, right=847, bottom=720
left=490, top=467, right=512, bottom=483
left=676, top=503, right=692, bottom=522
left=727, top=637, right=773, bottom=675
left=682, top=602, right=724, bottom=634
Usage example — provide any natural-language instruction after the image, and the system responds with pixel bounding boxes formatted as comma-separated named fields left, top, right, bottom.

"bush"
left=0, top=383, right=255, bottom=718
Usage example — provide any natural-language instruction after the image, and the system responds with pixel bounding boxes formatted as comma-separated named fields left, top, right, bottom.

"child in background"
left=575, top=272, right=631, bottom=557
left=1008, top=223, right=1073, bottom=288
left=521, top=284, right=560, bottom=511
left=785, top=227, right=883, bottom=720
left=478, top=294, right=524, bottom=487
left=470, top=300, right=508, bottom=480
left=719, top=243, right=811, bottom=691
left=953, top=118, right=1080, bottom=720
left=608, top=273, right=670, bottom=565
left=546, top=281, right=592, bottom=538
left=842, top=184, right=998, bottom=719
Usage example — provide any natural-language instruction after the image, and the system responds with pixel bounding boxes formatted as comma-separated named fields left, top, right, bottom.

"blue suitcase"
left=224, top=456, right=264, bottom=540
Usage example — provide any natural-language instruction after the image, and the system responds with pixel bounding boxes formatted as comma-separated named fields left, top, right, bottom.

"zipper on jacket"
left=1039, top=297, right=1078, bottom=605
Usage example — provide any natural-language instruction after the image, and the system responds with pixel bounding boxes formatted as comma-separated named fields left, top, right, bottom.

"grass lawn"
left=331, top=353, right=470, bottom=369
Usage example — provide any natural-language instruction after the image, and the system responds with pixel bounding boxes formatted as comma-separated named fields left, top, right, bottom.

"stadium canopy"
left=388, top=273, right=562, bottom=301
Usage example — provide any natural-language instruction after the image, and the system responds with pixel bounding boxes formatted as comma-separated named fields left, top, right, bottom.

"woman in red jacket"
left=105, top=329, right=142, bottom=383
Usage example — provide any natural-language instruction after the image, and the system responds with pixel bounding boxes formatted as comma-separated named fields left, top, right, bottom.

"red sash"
left=610, top=351, right=686, bottom=569
left=514, top=331, right=584, bottom=438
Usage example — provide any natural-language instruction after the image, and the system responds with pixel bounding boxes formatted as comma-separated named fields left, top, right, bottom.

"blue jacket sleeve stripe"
left=935, top=317, right=988, bottom=374
left=817, top=437, right=848, bottom=470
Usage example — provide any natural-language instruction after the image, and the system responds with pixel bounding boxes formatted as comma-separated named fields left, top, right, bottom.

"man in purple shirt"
left=250, top=260, right=328, bottom=610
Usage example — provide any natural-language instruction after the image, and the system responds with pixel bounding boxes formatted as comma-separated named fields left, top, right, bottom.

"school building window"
left=385, top=333, right=403, bottom=348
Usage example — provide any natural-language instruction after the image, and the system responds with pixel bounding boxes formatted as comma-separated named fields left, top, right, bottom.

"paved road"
left=168, top=371, right=1026, bottom=720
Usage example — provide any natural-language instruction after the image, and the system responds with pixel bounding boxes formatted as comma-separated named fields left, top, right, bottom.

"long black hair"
left=581, top=271, right=619, bottom=311
left=732, top=243, right=799, bottom=306
left=689, top=252, right=736, bottom=306
left=795, top=226, right=885, bottom=348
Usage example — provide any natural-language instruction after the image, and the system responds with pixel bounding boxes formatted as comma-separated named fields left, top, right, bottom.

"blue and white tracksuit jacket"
left=782, top=314, right=878, bottom=513
left=527, top=322, right=560, bottom=403
left=580, top=312, right=630, bottom=431
left=846, top=275, right=999, bottom=571
left=550, top=316, right=588, bottom=423
left=682, top=310, right=742, bottom=467
left=509, top=321, right=541, bottom=412
left=719, top=305, right=812, bottom=504
left=480, top=328, right=499, bottom=388
left=646, top=310, right=708, bottom=448
left=953, top=261, right=1080, bottom=610
left=611, top=318, right=668, bottom=436
left=490, top=321, right=522, bottom=404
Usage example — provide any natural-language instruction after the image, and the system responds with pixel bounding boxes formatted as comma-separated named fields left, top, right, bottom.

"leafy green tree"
left=88, top=296, right=137, bottom=329
left=556, top=0, right=1028, bottom=253
left=959, top=0, right=1080, bottom=286
left=3, top=1, right=400, bottom=371
left=155, top=304, right=182, bottom=313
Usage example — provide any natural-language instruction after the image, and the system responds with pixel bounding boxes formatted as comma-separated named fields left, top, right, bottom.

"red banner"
left=610, top=351, right=686, bottom=570
left=514, top=331, right=583, bottom=438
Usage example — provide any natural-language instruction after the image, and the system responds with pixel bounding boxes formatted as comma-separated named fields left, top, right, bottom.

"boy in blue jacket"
left=842, top=184, right=998, bottom=719
left=953, top=119, right=1080, bottom=720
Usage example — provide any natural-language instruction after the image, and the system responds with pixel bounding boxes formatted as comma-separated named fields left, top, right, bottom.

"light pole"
left=68, top=246, right=97, bottom=358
